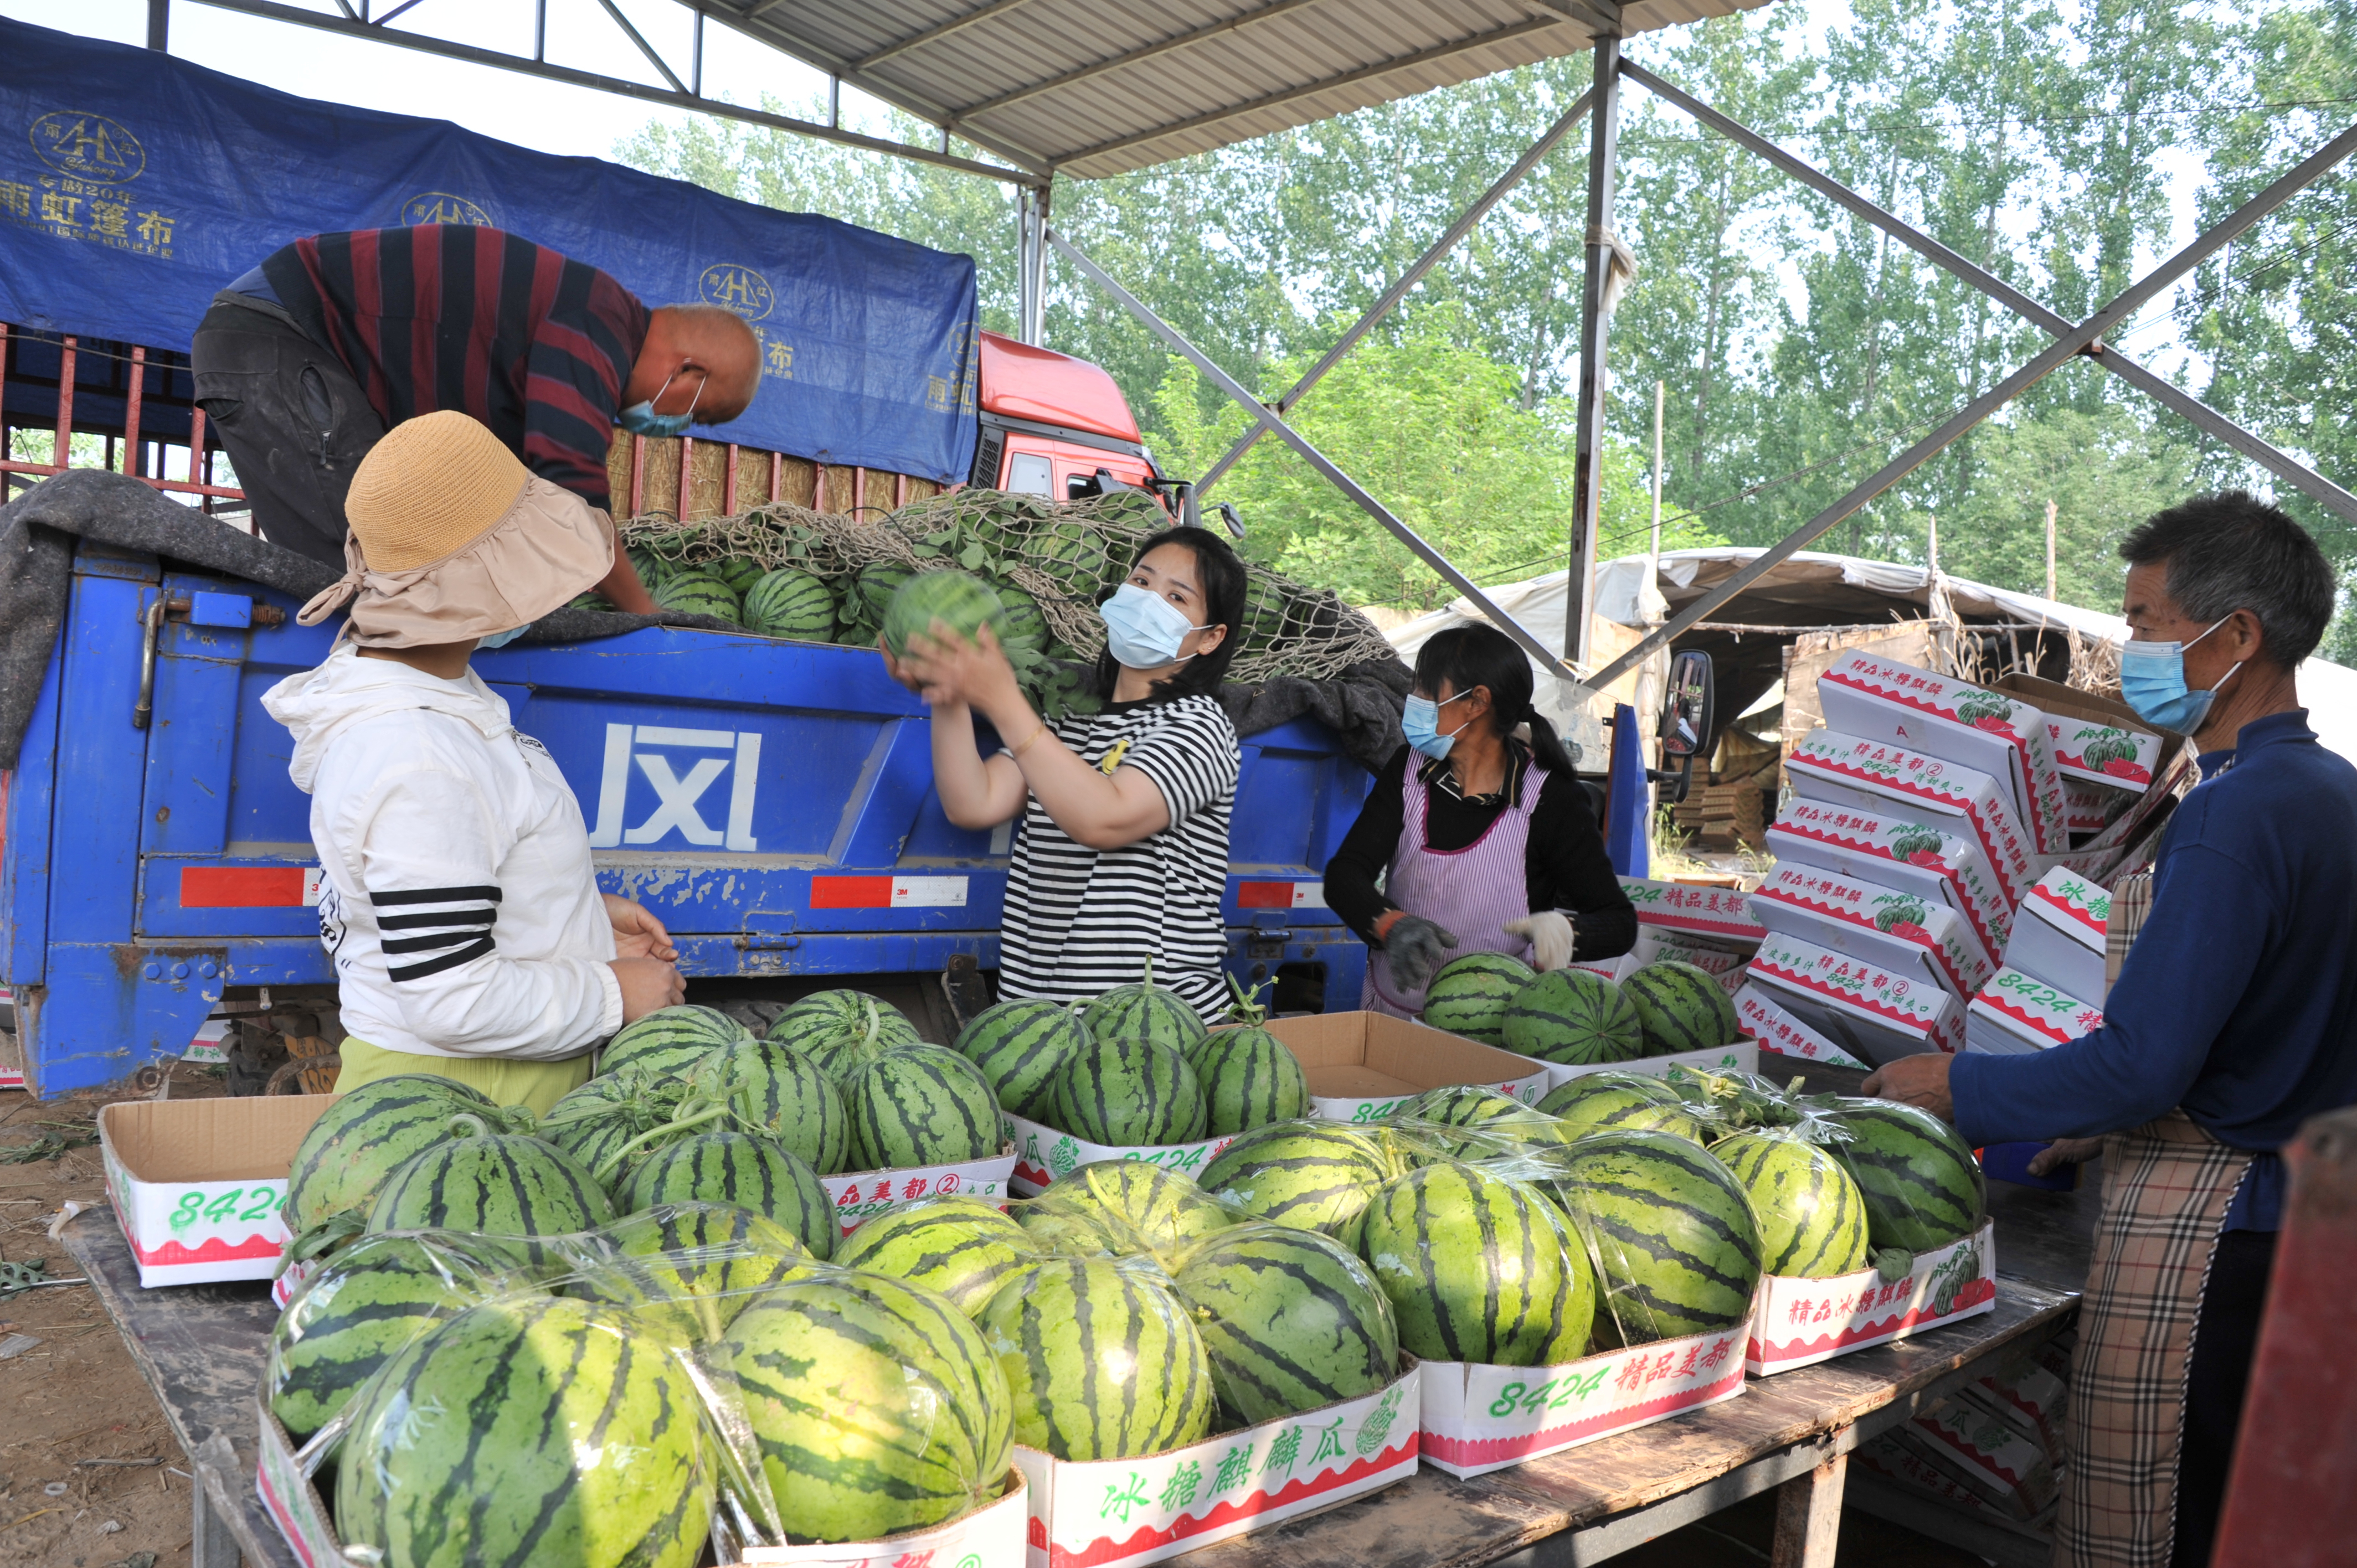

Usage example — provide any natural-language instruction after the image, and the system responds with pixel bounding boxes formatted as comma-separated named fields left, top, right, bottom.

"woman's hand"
left=602, top=893, right=677, bottom=962
left=896, top=622, right=1023, bottom=718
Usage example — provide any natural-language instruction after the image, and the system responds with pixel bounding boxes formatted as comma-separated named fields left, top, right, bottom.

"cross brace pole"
left=1048, top=230, right=1584, bottom=684
left=1587, top=117, right=2357, bottom=692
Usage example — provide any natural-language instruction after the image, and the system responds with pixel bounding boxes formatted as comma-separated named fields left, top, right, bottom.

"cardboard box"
left=1263, top=1011, right=1555, bottom=1121
left=1419, top=1324, right=1748, bottom=1478
left=1733, top=983, right=1869, bottom=1071
left=99, top=1096, right=327, bottom=1287
left=256, top=1395, right=1033, bottom=1568
left=1744, top=1220, right=1998, bottom=1375
left=1529, top=1041, right=1763, bottom=1097
left=1619, top=878, right=1764, bottom=946
left=1967, top=968, right=2104, bottom=1056
left=1750, top=862, right=1990, bottom=1000
left=1567, top=953, right=1643, bottom=984
left=1996, top=670, right=2176, bottom=796
left=1904, top=1390, right=2058, bottom=1519
left=1765, top=797, right=2012, bottom=974
left=1743, top=931, right=1965, bottom=1065
left=1011, top=1363, right=1418, bottom=1568
left=1003, top=1113, right=1234, bottom=1197
left=1630, top=929, right=1751, bottom=999
left=1786, top=730, right=2038, bottom=906
left=2005, top=866, right=2111, bottom=1001
left=822, top=1154, right=1018, bottom=1235
left=0, top=988, right=22, bottom=1091
left=2062, top=779, right=2130, bottom=835
left=183, top=1015, right=231, bottom=1065
left=1817, top=651, right=2067, bottom=854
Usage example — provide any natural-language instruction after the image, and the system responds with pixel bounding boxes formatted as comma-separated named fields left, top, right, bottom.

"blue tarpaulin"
left=0, top=18, right=980, bottom=482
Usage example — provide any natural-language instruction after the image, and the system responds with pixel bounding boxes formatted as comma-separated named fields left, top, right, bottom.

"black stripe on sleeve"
left=370, top=885, right=503, bottom=907
left=380, top=930, right=495, bottom=956
left=375, top=905, right=498, bottom=932
left=386, top=936, right=496, bottom=983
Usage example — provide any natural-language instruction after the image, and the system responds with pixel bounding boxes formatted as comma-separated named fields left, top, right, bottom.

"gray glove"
left=1382, top=914, right=1459, bottom=995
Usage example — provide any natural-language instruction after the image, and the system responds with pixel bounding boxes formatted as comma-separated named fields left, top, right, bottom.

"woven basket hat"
left=344, top=410, right=533, bottom=569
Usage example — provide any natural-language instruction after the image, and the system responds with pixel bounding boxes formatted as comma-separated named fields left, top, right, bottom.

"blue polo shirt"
left=1951, top=709, right=2357, bottom=1230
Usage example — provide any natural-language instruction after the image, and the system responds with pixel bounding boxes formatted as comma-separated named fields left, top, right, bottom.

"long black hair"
left=1412, top=623, right=1580, bottom=776
left=1092, top=525, right=1249, bottom=703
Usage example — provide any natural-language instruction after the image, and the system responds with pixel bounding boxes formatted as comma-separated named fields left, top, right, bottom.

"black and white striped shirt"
left=997, top=695, right=1240, bottom=1023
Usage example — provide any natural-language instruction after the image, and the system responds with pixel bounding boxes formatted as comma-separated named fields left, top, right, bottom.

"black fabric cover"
left=1220, top=656, right=1411, bottom=774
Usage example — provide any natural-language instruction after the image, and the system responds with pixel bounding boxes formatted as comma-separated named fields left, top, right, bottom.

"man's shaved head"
left=630, top=305, right=762, bottom=425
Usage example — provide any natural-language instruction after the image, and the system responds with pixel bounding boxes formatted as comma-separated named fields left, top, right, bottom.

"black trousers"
left=2172, top=1227, right=2279, bottom=1567
left=189, top=293, right=384, bottom=570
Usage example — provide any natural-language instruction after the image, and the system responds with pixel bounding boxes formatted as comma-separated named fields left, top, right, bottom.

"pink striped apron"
left=1361, top=758, right=1548, bottom=1018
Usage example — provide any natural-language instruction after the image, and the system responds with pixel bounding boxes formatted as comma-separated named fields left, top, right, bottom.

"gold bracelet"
left=1010, top=720, right=1050, bottom=758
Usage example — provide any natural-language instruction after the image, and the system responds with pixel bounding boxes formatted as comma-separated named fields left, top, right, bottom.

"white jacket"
left=261, top=645, right=622, bottom=1061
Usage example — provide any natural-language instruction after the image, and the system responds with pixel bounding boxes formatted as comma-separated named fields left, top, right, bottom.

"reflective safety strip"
left=1236, top=880, right=1325, bottom=910
left=179, top=867, right=324, bottom=907
left=810, top=875, right=970, bottom=909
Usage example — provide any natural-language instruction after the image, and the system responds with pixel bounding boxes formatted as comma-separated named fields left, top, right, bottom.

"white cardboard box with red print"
left=822, top=1154, right=1018, bottom=1233
left=1967, top=968, right=2104, bottom=1056
left=1011, top=1364, right=1418, bottom=1568
left=1618, top=878, right=1764, bottom=946
left=1749, top=862, right=1990, bottom=1001
left=1530, top=1041, right=1763, bottom=1097
left=1996, top=669, right=2176, bottom=799
left=1785, top=731, right=2038, bottom=907
left=1814, top=651, right=2068, bottom=855
left=1733, top=983, right=1869, bottom=1071
left=2061, top=780, right=2128, bottom=835
left=1419, top=1324, right=1748, bottom=1478
left=1001, top=1113, right=1234, bottom=1198
left=1567, top=953, right=1641, bottom=984
left=1764, top=797, right=2013, bottom=972
left=1745, top=1220, right=1998, bottom=1376
left=2004, top=865, right=2111, bottom=1002
left=1742, top=931, right=1965, bottom=1066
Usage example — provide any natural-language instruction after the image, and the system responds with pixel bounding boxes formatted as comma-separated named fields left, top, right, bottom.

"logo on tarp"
left=402, top=192, right=493, bottom=227
left=586, top=723, right=762, bottom=851
left=699, top=262, right=774, bottom=320
left=29, top=110, right=143, bottom=183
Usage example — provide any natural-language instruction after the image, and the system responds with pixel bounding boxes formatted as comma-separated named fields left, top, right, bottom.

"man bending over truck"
left=191, top=224, right=761, bottom=611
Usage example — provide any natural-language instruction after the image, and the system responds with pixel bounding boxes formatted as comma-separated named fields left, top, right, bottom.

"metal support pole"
left=1564, top=33, right=1622, bottom=668
left=147, top=0, right=169, bottom=51
left=1048, top=229, right=1582, bottom=683
left=1017, top=185, right=1051, bottom=345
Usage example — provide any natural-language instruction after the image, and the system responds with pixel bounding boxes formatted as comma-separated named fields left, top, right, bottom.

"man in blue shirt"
left=1865, top=492, right=2356, bottom=1568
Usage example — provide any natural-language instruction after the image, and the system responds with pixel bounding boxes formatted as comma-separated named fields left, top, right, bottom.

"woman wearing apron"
left=1324, top=624, right=1635, bottom=1017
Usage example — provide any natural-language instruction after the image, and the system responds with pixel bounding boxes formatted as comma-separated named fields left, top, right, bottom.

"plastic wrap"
left=1824, top=1096, right=1990, bottom=1266
left=1352, top=1156, right=1594, bottom=1367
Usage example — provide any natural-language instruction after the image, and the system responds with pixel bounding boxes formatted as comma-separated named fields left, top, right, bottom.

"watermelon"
left=1622, top=961, right=1741, bottom=1054
left=715, top=556, right=768, bottom=595
left=1504, top=970, right=1645, bottom=1064
left=1081, top=958, right=1208, bottom=1057
left=619, top=1130, right=836, bottom=1261
left=572, top=1201, right=813, bottom=1340
left=991, top=582, right=1050, bottom=653
left=725, top=1272, right=1012, bottom=1541
left=282, top=1073, right=511, bottom=1237
left=1540, top=1129, right=1763, bottom=1343
left=883, top=568, right=1005, bottom=658
left=833, top=1196, right=1039, bottom=1314
left=601, top=1004, right=749, bottom=1080
left=1828, top=1100, right=1986, bottom=1254
left=267, top=1230, right=527, bottom=1441
left=627, top=543, right=680, bottom=587
left=1534, top=1070, right=1682, bottom=1117
left=1355, top=1162, right=1593, bottom=1366
left=855, top=560, right=915, bottom=622
left=1015, top=1161, right=1236, bottom=1260
left=1048, top=1033, right=1206, bottom=1147
left=1170, top=1226, right=1399, bottom=1424
left=653, top=568, right=743, bottom=624
left=975, top=1257, right=1216, bottom=1460
left=1543, top=1082, right=1705, bottom=1144
left=682, top=1036, right=851, bottom=1174
left=955, top=998, right=1088, bottom=1121
left=843, top=1045, right=1002, bottom=1170
left=366, top=1115, right=615, bottom=1256
left=1198, top=1122, right=1394, bottom=1246
left=336, top=1297, right=711, bottom=1568
left=1420, top=952, right=1537, bottom=1044
left=539, top=1068, right=680, bottom=1182
left=1187, top=1024, right=1310, bottom=1136
left=743, top=567, right=837, bottom=641
left=1715, top=1133, right=1872, bottom=1278
left=768, top=990, right=923, bottom=1082
left=1396, top=1084, right=1566, bottom=1158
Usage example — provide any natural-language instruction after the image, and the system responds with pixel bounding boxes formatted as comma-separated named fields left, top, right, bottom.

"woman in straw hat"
left=263, top=410, right=686, bottom=1113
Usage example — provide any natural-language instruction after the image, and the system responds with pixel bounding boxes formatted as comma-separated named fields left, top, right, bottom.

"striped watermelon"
left=856, top=560, right=915, bottom=621
left=682, top=1036, right=850, bottom=1174
left=570, top=1202, right=813, bottom=1343
left=1715, top=1133, right=1872, bottom=1278
left=1198, top=1122, right=1394, bottom=1246
left=282, top=1073, right=514, bottom=1237
left=335, top=1297, right=711, bottom=1568
left=653, top=568, right=742, bottom=623
left=538, top=1067, right=679, bottom=1183
left=1504, top=970, right=1645, bottom=1064
left=975, top=1257, right=1216, bottom=1460
left=1542, top=1083, right=1705, bottom=1144
left=627, top=543, right=681, bottom=588
left=267, top=1230, right=527, bottom=1440
left=601, top=1004, right=749, bottom=1080
left=1623, top=961, right=1741, bottom=1054
left=768, top=991, right=924, bottom=1082
left=1396, top=1084, right=1567, bottom=1159
left=1829, top=1100, right=1986, bottom=1254
left=1186, top=1024, right=1310, bottom=1136
left=1535, top=1070, right=1681, bottom=1117
left=833, top=1196, right=1039, bottom=1314
left=1541, top=1129, right=1763, bottom=1343
left=724, top=1272, right=1013, bottom=1541
left=743, top=567, right=837, bottom=641
left=1355, top=1163, right=1593, bottom=1366
left=1421, top=952, right=1537, bottom=1045
left=843, top=1045, right=1002, bottom=1170
left=714, top=556, right=768, bottom=595
left=1082, top=958, right=1208, bottom=1056
left=366, top=1116, right=615, bottom=1258
left=883, top=569, right=1006, bottom=659
left=991, top=582, right=1051, bottom=654
left=1170, top=1226, right=1399, bottom=1424
left=1015, top=1160, right=1237, bottom=1259
left=955, top=998, right=1088, bottom=1121
left=1048, top=1033, right=1207, bottom=1146
left=618, top=1130, right=835, bottom=1261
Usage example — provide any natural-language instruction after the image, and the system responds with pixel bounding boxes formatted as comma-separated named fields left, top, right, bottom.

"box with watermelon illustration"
left=1815, top=651, right=2068, bottom=855
left=1786, top=730, right=2038, bottom=906
left=1419, top=1323, right=1748, bottom=1477
left=1997, top=669, right=2177, bottom=798
left=1012, top=1363, right=1418, bottom=1568
left=2004, top=866, right=2111, bottom=1002
left=1743, top=931, right=1966, bottom=1066
left=1265, top=1011, right=1554, bottom=1120
left=1002, top=1112, right=1234, bottom=1198
left=99, top=1095, right=326, bottom=1287
left=822, top=1153, right=1018, bottom=1234
left=1619, top=878, right=1764, bottom=946
left=1749, top=862, right=1991, bottom=1000
left=1746, top=1220, right=1998, bottom=1375
left=1765, top=797, right=2013, bottom=971
left=1735, top=983, right=1869, bottom=1070
left=1967, top=968, right=2105, bottom=1056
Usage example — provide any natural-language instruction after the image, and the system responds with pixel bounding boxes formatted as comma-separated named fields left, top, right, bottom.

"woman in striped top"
left=888, top=527, right=1248, bottom=1023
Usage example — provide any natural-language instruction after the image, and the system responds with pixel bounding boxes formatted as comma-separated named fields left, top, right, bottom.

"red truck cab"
left=970, top=331, right=1183, bottom=514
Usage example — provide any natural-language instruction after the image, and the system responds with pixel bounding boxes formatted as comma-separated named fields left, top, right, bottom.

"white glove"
left=1504, top=912, right=1576, bottom=972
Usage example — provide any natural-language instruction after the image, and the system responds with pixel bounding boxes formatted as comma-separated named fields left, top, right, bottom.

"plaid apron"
left=2056, top=1110, right=2253, bottom=1568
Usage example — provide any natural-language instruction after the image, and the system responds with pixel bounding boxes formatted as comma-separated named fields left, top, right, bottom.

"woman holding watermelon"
left=887, top=526, right=1249, bottom=1024
left=1323, top=623, right=1636, bottom=1017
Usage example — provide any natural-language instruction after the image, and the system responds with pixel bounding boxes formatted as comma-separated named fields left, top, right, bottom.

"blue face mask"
left=2119, top=616, right=2241, bottom=735
left=1402, top=690, right=1474, bottom=760
left=476, top=624, right=529, bottom=649
left=615, top=370, right=703, bottom=439
left=1100, top=582, right=1208, bottom=670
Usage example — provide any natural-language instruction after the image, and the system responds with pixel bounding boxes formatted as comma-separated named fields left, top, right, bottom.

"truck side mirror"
left=1215, top=501, right=1245, bottom=538
left=1657, top=649, right=1714, bottom=806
